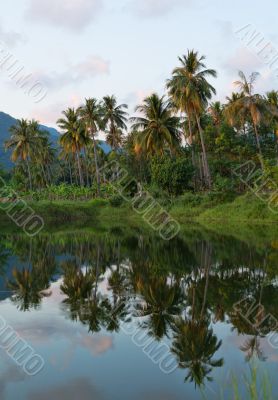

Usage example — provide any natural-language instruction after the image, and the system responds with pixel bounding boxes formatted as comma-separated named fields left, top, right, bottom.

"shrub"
left=151, top=156, right=194, bottom=196
left=109, top=195, right=124, bottom=207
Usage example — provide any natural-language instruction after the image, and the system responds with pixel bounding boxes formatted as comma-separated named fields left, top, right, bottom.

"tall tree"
left=167, top=50, right=217, bottom=188
left=78, top=99, right=102, bottom=196
left=265, top=90, right=278, bottom=163
left=57, top=108, right=87, bottom=186
left=131, top=93, right=182, bottom=157
left=102, top=95, right=128, bottom=151
left=5, top=119, right=39, bottom=190
left=225, top=71, right=269, bottom=169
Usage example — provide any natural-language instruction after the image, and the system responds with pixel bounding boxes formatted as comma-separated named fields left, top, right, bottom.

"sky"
left=0, top=0, right=277, bottom=129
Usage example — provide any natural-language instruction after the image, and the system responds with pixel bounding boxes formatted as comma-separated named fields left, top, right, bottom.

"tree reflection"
left=172, top=318, right=223, bottom=386
left=0, top=228, right=277, bottom=390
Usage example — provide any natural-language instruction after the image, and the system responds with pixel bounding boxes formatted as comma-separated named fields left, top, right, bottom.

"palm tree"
left=167, top=50, right=217, bottom=188
left=208, top=101, right=223, bottom=128
left=131, top=93, right=182, bottom=157
left=7, top=267, right=51, bottom=311
left=265, top=90, right=278, bottom=162
left=135, top=277, right=185, bottom=340
left=225, top=71, right=269, bottom=168
left=5, top=119, right=38, bottom=190
left=78, top=98, right=102, bottom=196
left=225, top=92, right=246, bottom=132
left=171, top=318, right=223, bottom=387
left=29, top=125, right=54, bottom=187
left=57, top=108, right=87, bottom=186
left=102, top=95, right=128, bottom=151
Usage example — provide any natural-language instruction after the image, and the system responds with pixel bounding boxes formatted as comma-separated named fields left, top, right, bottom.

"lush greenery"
left=1, top=49, right=278, bottom=221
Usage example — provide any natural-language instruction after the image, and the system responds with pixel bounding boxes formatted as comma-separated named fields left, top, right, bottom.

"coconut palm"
left=5, top=119, right=39, bottom=190
left=131, top=93, right=182, bottom=157
left=265, top=90, right=278, bottom=162
left=225, top=71, right=270, bottom=168
left=171, top=318, right=223, bottom=387
left=57, top=108, right=87, bottom=186
left=225, top=92, right=246, bottom=131
left=134, top=277, right=185, bottom=340
left=208, top=101, right=223, bottom=128
left=102, top=95, right=128, bottom=151
left=167, top=50, right=217, bottom=188
left=78, top=98, right=102, bottom=196
left=7, top=267, right=51, bottom=311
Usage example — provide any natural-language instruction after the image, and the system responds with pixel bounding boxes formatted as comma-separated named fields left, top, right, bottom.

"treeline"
left=4, top=50, right=278, bottom=198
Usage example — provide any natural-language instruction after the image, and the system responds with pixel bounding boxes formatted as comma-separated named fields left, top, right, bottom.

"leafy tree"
left=151, top=155, right=194, bottom=195
left=102, top=95, right=128, bottom=151
left=167, top=50, right=217, bottom=188
left=131, top=93, right=182, bottom=157
left=57, top=108, right=88, bottom=186
left=225, top=71, right=270, bottom=168
left=78, top=99, right=102, bottom=196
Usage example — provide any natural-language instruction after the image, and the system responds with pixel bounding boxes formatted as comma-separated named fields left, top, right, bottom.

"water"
left=0, top=227, right=277, bottom=399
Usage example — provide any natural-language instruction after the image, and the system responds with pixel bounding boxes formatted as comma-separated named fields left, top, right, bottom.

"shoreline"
left=0, top=194, right=277, bottom=241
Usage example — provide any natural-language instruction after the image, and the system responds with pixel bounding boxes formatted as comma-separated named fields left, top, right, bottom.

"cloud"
left=129, top=0, right=189, bottom=18
left=26, top=0, right=103, bottom=31
left=33, top=56, right=110, bottom=90
left=124, top=89, right=153, bottom=108
left=223, top=47, right=276, bottom=95
left=0, top=23, right=26, bottom=47
left=223, top=47, right=262, bottom=75
left=31, top=95, right=83, bottom=126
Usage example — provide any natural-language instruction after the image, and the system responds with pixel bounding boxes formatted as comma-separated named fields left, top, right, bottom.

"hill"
left=0, top=111, right=111, bottom=170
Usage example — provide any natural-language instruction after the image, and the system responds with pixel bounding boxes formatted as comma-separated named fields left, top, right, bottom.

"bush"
left=109, top=195, right=124, bottom=207
left=151, top=156, right=194, bottom=196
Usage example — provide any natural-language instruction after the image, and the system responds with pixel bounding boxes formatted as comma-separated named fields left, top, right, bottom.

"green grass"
left=0, top=192, right=277, bottom=238
left=199, top=193, right=278, bottom=224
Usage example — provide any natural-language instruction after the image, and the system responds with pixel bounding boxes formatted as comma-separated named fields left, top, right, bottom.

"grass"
left=0, top=191, right=277, bottom=238
left=199, top=193, right=278, bottom=224
left=218, top=364, right=274, bottom=400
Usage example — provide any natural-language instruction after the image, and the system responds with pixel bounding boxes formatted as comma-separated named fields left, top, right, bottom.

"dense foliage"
left=3, top=49, right=278, bottom=202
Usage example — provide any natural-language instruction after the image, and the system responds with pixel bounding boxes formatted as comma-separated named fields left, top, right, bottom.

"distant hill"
left=0, top=111, right=111, bottom=170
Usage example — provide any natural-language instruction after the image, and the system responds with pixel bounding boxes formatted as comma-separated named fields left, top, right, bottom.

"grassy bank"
left=0, top=192, right=277, bottom=236
left=169, top=192, right=278, bottom=224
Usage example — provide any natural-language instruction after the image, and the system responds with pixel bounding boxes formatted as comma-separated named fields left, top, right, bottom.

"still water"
left=0, top=227, right=277, bottom=399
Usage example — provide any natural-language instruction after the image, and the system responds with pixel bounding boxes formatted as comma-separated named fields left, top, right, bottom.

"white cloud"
left=223, top=47, right=262, bottom=75
left=124, top=89, right=153, bottom=107
left=33, top=56, right=110, bottom=90
left=129, top=0, right=189, bottom=18
left=26, top=0, right=103, bottom=31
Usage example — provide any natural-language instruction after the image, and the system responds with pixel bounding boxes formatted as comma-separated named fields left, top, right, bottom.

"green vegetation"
left=1, top=49, right=277, bottom=224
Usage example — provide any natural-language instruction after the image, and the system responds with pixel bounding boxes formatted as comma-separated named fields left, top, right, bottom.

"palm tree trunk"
left=83, top=147, right=90, bottom=187
left=46, top=165, right=52, bottom=185
left=201, top=242, right=212, bottom=319
left=68, top=160, right=73, bottom=185
left=41, top=165, right=48, bottom=187
left=26, top=159, right=32, bottom=191
left=94, top=245, right=100, bottom=301
left=195, top=115, right=212, bottom=189
left=76, top=152, right=84, bottom=187
left=253, top=122, right=264, bottom=170
left=91, top=129, right=100, bottom=197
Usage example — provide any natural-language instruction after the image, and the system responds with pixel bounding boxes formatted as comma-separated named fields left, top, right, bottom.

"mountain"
left=0, top=111, right=111, bottom=170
